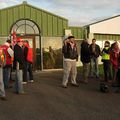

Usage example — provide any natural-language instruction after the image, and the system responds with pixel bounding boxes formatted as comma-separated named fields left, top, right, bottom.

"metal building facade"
left=0, top=2, right=68, bottom=37
left=0, top=2, right=84, bottom=70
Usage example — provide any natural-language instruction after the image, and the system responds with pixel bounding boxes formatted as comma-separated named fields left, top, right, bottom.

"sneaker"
left=71, top=83, right=79, bottom=87
left=18, top=92, right=27, bottom=95
left=29, top=80, right=34, bottom=83
left=62, top=85, right=68, bottom=88
left=22, top=82, right=27, bottom=84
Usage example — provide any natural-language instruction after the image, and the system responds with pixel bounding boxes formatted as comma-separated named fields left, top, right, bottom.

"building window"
left=11, top=19, right=39, bottom=35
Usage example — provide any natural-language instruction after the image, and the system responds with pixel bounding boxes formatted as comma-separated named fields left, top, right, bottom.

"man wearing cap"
left=13, top=37, right=25, bottom=94
left=62, top=36, right=79, bottom=88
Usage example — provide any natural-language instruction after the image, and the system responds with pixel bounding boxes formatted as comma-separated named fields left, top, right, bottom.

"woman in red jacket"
left=110, top=41, right=120, bottom=84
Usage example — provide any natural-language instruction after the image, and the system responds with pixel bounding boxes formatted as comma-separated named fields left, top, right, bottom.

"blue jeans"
left=14, top=69, right=24, bottom=93
left=0, top=67, right=5, bottom=97
left=3, top=67, right=11, bottom=88
left=90, top=57, right=99, bottom=77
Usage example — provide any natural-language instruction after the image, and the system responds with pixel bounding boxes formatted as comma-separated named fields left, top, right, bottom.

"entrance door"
left=22, top=36, right=36, bottom=70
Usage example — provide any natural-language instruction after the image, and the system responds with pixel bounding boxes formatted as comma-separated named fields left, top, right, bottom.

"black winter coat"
left=62, top=43, right=78, bottom=60
left=89, top=44, right=101, bottom=58
left=80, top=42, right=90, bottom=63
left=13, top=44, right=25, bottom=70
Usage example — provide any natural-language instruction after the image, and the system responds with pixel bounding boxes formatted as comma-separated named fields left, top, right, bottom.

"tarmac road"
left=0, top=70, right=120, bottom=120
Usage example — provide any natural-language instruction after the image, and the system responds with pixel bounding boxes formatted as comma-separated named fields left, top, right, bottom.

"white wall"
left=90, top=16, right=120, bottom=34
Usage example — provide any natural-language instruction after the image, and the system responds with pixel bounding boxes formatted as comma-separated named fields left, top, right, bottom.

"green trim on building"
left=94, top=33, right=120, bottom=40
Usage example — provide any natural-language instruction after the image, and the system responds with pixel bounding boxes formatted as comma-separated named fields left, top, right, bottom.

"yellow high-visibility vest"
left=102, top=47, right=110, bottom=60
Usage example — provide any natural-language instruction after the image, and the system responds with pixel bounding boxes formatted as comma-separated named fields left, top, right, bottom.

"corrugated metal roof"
left=84, top=15, right=120, bottom=27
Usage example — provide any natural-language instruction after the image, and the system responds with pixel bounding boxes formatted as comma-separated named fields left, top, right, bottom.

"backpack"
left=100, top=83, right=109, bottom=93
left=0, top=47, right=5, bottom=67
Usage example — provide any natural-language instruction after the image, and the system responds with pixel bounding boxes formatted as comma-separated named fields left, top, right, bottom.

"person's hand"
left=64, top=39, right=69, bottom=44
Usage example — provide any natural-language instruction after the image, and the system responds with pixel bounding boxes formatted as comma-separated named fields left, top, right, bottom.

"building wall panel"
left=69, top=27, right=85, bottom=39
left=90, top=16, right=120, bottom=34
left=52, top=16, right=58, bottom=36
left=7, top=9, right=14, bottom=33
left=58, top=18, right=63, bottom=36
left=1, top=10, right=8, bottom=35
left=19, top=5, right=25, bottom=18
left=0, top=3, right=68, bottom=37
left=36, top=10, right=42, bottom=31
left=47, top=14, right=53, bottom=36
left=42, top=12, right=48, bottom=36
left=25, top=5, right=31, bottom=19
left=13, top=7, right=19, bottom=22
left=30, top=7, right=36, bottom=22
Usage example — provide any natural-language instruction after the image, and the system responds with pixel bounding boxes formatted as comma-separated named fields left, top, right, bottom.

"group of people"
left=62, top=36, right=120, bottom=89
left=0, top=38, right=34, bottom=100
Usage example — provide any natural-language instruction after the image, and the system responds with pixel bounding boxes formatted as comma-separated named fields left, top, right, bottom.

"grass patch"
left=77, top=64, right=104, bottom=77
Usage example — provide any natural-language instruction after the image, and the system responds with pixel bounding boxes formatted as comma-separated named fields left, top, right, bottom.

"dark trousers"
left=23, top=62, right=33, bottom=81
left=117, top=69, right=120, bottom=84
left=103, top=60, right=112, bottom=82
left=23, top=62, right=28, bottom=82
left=27, top=62, right=33, bottom=80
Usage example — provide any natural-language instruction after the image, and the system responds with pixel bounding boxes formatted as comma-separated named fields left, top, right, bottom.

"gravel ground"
left=0, top=69, right=120, bottom=120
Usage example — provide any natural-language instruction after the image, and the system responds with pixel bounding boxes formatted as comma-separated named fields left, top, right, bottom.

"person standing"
left=2, top=39, right=14, bottom=89
left=89, top=38, right=101, bottom=78
left=80, top=39, right=90, bottom=83
left=23, top=40, right=34, bottom=83
left=101, top=41, right=112, bottom=82
left=13, top=37, right=25, bottom=94
left=62, top=36, right=79, bottom=88
left=110, top=41, right=120, bottom=84
left=0, top=48, right=6, bottom=100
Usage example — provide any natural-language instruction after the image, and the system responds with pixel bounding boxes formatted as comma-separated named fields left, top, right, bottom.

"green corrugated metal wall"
left=0, top=3, right=68, bottom=37
left=94, top=34, right=120, bottom=40
left=69, top=27, right=85, bottom=39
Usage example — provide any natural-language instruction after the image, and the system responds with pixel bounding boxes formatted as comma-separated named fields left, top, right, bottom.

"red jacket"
left=1, top=45, right=13, bottom=66
left=110, top=49, right=119, bottom=69
left=24, top=44, right=33, bottom=63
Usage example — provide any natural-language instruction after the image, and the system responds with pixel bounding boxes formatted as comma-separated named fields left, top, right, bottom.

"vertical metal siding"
left=1, top=10, right=7, bottom=35
left=19, top=5, right=25, bottom=18
left=0, top=3, right=68, bottom=37
left=47, top=14, right=53, bottom=36
left=69, top=27, right=85, bottom=39
left=36, top=10, right=42, bottom=31
left=42, top=11, right=48, bottom=36
left=25, top=5, right=31, bottom=19
left=30, top=7, right=36, bottom=22
left=13, top=7, right=19, bottom=22
left=57, top=18, right=63, bottom=36
left=52, top=16, right=58, bottom=36
left=7, top=9, right=14, bottom=33
left=63, top=20, right=68, bottom=29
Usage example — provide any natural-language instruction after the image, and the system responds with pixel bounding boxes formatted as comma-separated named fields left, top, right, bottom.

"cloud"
left=0, top=0, right=120, bottom=26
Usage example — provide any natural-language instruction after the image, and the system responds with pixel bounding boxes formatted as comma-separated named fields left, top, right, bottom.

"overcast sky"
left=0, top=0, right=120, bottom=26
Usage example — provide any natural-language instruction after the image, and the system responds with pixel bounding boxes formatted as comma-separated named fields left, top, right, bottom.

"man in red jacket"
left=23, top=40, right=34, bottom=83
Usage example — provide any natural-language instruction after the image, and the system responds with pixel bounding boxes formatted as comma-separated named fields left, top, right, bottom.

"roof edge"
left=84, top=15, right=120, bottom=27
left=0, top=1, right=68, bottom=21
